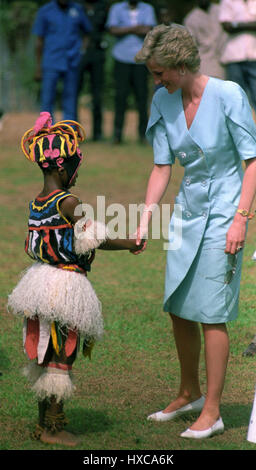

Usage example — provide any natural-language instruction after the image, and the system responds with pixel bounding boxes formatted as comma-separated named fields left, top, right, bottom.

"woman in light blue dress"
left=134, top=24, right=256, bottom=439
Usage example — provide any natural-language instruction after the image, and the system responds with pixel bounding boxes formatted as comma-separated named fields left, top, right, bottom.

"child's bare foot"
left=40, top=429, right=80, bottom=447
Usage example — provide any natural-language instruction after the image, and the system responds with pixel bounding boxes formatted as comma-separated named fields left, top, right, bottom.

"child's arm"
left=60, top=196, right=144, bottom=253
left=59, top=195, right=86, bottom=225
left=98, top=238, right=142, bottom=252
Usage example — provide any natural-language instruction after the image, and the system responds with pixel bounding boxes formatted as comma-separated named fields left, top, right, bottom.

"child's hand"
left=129, top=236, right=147, bottom=255
left=129, top=225, right=148, bottom=255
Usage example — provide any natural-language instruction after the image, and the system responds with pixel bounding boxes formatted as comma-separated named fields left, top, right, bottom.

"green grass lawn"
left=1, top=115, right=256, bottom=450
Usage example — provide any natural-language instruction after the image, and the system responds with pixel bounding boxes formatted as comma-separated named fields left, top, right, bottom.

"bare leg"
left=162, top=314, right=202, bottom=413
left=40, top=397, right=80, bottom=447
left=189, top=323, right=229, bottom=430
left=35, top=329, right=80, bottom=447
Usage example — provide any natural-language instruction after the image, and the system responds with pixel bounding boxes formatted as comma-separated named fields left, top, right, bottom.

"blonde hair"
left=135, top=24, right=200, bottom=73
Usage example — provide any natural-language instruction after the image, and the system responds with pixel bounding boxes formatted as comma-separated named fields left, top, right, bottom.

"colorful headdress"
left=21, top=112, right=86, bottom=184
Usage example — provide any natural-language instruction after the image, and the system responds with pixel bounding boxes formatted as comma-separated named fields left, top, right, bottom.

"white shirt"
left=129, top=8, right=139, bottom=25
left=184, top=5, right=227, bottom=78
left=219, top=0, right=256, bottom=63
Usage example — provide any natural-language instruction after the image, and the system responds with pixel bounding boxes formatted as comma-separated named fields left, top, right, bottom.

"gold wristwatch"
left=236, top=209, right=254, bottom=219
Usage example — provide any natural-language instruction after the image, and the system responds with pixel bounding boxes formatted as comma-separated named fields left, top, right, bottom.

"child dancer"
left=8, top=112, right=141, bottom=446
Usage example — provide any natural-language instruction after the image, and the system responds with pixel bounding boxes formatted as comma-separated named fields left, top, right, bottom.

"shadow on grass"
left=221, top=403, right=252, bottom=429
left=67, top=403, right=251, bottom=436
left=157, top=403, right=252, bottom=430
left=67, top=407, right=113, bottom=434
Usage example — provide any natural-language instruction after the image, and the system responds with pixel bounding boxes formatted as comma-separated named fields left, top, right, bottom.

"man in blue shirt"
left=33, top=0, right=92, bottom=121
left=106, top=0, right=157, bottom=143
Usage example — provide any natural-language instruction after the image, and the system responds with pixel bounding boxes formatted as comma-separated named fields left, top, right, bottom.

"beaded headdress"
left=21, top=112, right=86, bottom=185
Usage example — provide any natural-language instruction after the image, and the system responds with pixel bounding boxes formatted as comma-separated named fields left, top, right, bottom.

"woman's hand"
left=129, top=235, right=147, bottom=254
left=225, top=158, right=256, bottom=254
left=130, top=164, right=172, bottom=255
left=129, top=225, right=148, bottom=255
left=225, top=215, right=247, bottom=254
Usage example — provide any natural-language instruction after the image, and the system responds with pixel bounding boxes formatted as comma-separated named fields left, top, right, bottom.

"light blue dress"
left=146, top=78, right=256, bottom=323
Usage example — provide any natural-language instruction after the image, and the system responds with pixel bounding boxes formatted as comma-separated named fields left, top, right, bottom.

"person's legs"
left=131, top=64, right=149, bottom=141
left=90, top=52, right=105, bottom=140
left=39, top=396, right=77, bottom=447
left=33, top=327, right=79, bottom=446
left=243, top=61, right=256, bottom=111
left=77, top=51, right=90, bottom=96
left=62, top=67, right=80, bottom=121
left=161, top=314, right=202, bottom=414
left=41, top=69, right=60, bottom=119
left=188, top=322, right=229, bottom=430
left=113, top=60, right=131, bottom=143
left=226, top=62, right=247, bottom=91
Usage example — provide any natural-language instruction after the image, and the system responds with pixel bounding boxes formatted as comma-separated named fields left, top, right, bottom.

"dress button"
left=201, top=180, right=207, bottom=187
left=185, top=211, right=192, bottom=218
left=185, top=177, right=191, bottom=186
left=179, top=151, right=186, bottom=159
left=202, top=211, right=207, bottom=218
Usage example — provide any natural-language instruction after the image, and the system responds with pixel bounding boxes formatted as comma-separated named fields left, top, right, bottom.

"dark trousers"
left=41, top=67, right=79, bottom=121
left=78, top=49, right=105, bottom=139
left=226, top=61, right=256, bottom=109
left=114, top=60, right=149, bottom=141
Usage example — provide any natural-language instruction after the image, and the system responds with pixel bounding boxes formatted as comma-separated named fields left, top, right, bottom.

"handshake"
left=98, top=224, right=148, bottom=255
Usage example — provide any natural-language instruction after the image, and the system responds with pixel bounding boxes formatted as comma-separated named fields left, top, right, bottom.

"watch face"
left=238, top=209, right=248, bottom=216
left=237, top=209, right=249, bottom=217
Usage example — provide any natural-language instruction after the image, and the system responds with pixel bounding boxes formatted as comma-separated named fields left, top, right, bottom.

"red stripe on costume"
left=25, top=233, right=29, bottom=253
left=43, top=228, right=59, bottom=262
left=35, top=190, right=64, bottom=201
left=25, top=318, right=40, bottom=360
left=28, top=224, right=72, bottom=231
left=65, top=330, right=78, bottom=357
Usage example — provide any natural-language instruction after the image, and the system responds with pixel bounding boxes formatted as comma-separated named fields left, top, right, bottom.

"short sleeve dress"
left=146, top=78, right=256, bottom=324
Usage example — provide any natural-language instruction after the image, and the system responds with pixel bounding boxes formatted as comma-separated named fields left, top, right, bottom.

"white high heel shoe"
left=147, top=396, right=205, bottom=422
left=180, top=417, right=224, bottom=439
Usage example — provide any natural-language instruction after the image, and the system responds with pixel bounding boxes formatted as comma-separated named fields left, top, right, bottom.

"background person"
left=219, top=0, right=256, bottom=109
left=78, top=0, right=109, bottom=141
left=219, top=0, right=256, bottom=356
left=134, top=24, right=256, bottom=439
left=157, top=2, right=174, bottom=25
left=184, top=0, right=227, bottom=79
left=106, top=0, right=157, bottom=144
left=33, top=0, right=92, bottom=121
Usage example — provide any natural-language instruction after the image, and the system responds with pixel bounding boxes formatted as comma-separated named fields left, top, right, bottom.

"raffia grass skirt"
left=8, top=262, right=103, bottom=341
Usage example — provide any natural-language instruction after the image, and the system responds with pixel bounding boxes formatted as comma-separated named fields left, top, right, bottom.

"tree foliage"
left=1, top=1, right=38, bottom=53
